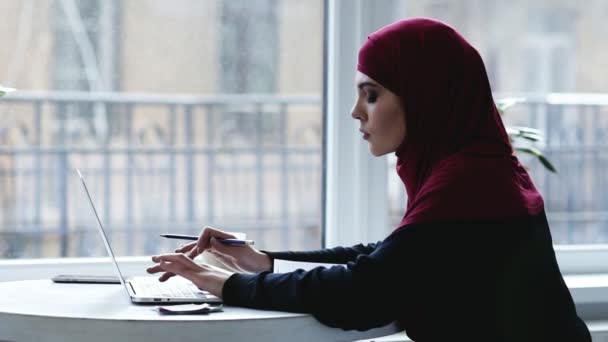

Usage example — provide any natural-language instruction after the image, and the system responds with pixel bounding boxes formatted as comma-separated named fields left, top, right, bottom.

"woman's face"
left=351, top=71, right=407, bottom=156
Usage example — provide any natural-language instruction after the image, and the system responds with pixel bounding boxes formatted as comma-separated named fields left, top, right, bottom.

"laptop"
left=76, top=168, right=222, bottom=305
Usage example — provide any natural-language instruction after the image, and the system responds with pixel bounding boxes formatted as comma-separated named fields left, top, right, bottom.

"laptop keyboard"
left=138, top=281, right=210, bottom=298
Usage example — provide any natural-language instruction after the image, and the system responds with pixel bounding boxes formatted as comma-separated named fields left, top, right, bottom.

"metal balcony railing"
left=0, top=91, right=323, bottom=258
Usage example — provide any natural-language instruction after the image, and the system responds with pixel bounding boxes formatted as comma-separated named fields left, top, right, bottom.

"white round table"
left=0, top=279, right=400, bottom=342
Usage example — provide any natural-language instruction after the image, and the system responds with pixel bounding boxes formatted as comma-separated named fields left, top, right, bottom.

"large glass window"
left=0, top=0, right=324, bottom=258
left=386, top=1, right=608, bottom=245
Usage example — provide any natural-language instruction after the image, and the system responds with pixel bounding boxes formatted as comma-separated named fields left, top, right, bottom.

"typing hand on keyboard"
left=147, top=253, right=234, bottom=298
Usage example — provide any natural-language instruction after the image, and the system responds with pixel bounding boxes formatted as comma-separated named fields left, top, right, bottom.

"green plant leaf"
left=512, top=132, right=542, bottom=142
left=509, top=125, right=542, bottom=135
left=499, top=97, right=556, bottom=174
left=514, top=147, right=557, bottom=173
left=0, top=85, right=16, bottom=97
left=507, top=127, right=543, bottom=142
left=496, top=97, right=525, bottom=114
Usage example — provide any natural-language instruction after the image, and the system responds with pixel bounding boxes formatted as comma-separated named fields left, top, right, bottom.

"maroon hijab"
left=357, top=18, right=544, bottom=227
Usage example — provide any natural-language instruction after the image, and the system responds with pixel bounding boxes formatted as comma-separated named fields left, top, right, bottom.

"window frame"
left=323, top=0, right=399, bottom=248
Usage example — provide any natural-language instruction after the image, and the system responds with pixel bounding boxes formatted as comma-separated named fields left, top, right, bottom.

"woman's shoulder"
left=387, top=211, right=549, bottom=246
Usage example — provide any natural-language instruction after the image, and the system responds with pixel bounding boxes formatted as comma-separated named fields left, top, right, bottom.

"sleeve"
left=223, top=229, right=416, bottom=331
left=263, top=242, right=379, bottom=265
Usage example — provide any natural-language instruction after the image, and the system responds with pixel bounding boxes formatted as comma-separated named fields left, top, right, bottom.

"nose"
left=351, top=103, right=364, bottom=121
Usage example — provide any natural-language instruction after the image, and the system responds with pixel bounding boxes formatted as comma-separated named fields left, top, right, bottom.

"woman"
left=148, top=18, right=591, bottom=341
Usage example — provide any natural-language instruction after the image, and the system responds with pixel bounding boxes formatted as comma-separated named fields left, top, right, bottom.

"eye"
left=366, top=91, right=377, bottom=103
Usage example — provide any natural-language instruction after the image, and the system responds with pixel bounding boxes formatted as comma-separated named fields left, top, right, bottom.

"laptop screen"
left=76, top=169, right=131, bottom=298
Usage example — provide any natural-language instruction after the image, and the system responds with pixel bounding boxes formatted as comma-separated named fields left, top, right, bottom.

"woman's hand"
left=159, top=226, right=272, bottom=282
left=146, top=253, right=232, bottom=297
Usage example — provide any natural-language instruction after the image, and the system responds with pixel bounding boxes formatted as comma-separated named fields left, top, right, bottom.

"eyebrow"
left=357, top=82, right=378, bottom=89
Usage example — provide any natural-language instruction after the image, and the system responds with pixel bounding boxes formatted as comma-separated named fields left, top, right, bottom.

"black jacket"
left=223, top=211, right=591, bottom=341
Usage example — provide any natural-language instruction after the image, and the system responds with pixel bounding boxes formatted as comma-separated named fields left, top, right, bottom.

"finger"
left=209, top=236, right=243, bottom=253
left=186, top=230, right=209, bottom=259
left=193, top=226, right=236, bottom=257
left=159, top=272, right=176, bottom=282
left=146, top=264, right=165, bottom=274
left=152, top=253, right=185, bottom=263
left=175, top=241, right=196, bottom=253
left=152, top=253, right=200, bottom=270
left=147, top=258, right=179, bottom=282
left=186, top=245, right=201, bottom=260
left=155, top=260, right=189, bottom=278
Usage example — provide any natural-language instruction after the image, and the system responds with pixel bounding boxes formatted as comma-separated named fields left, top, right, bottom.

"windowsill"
left=564, top=274, right=608, bottom=304
left=0, top=256, right=153, bottom=282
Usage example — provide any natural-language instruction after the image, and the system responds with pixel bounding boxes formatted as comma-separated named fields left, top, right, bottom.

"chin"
left=369, top=146, right=390, bottom=157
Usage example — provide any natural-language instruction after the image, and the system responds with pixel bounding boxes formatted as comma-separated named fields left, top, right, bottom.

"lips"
left=360, top=129, right=370, bottom=140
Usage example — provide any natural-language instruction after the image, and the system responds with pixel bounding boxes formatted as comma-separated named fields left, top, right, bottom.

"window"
left=2, top=0, right=607, bottom=280
left=0, top=0, right=324, bottom=259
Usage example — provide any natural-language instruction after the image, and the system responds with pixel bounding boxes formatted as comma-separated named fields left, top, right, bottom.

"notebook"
left=76, top=168, right=222, bottom=304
